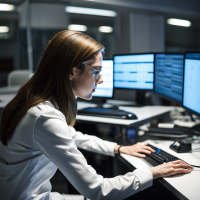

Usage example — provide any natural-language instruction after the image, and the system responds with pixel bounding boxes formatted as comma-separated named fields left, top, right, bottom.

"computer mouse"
left=125, top=113, right=138, bottom=120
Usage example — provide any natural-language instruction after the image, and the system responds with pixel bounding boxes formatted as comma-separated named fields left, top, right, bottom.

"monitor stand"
left=136, top=90, right=149, bottom=106
left=187, top=111, right=200, bottom=135
left=190, top=123, right=200, bottom=135
left=106, top=99, right=137, bottom=107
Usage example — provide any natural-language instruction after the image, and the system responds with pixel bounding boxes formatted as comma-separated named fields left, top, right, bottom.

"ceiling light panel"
left=0, top=26, right=9, bottom=33
left=99, top=26, right=113, bottom=33
left=167, top=18, right=191, bottom=27
left=0, top=4, right=15, bottom=11
left=68, top=24, right=87, bottom=32
left=65, top=6, right=117, bottom=17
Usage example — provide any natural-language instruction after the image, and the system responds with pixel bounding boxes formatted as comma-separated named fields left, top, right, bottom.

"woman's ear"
left=69, top=68, right=75, bottom=80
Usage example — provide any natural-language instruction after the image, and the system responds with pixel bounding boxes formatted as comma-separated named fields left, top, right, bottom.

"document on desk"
left=121, top=140, right=200, bottom=200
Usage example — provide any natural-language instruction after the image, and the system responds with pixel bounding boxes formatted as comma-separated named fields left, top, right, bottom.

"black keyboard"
left=147, top=127, right=192, bottom=139
left=144, top=144, right=186, bottom=166
left=77, top=107, right=137, bottom=120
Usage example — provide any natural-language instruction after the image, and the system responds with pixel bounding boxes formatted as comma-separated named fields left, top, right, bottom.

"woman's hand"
left=148, top=160, right=193, bottom=179
left=115, top=142, right=155, bottom=157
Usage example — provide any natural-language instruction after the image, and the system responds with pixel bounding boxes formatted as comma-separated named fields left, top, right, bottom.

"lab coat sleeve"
left=69, top=126, right=117, bottom=157
left=34, top=111, right=153, bottom=200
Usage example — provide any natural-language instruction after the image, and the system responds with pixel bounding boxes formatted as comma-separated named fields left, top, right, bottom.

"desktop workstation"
left=114, top=52, right=200, bottom=200
left=75, top=52, right=200, bottom=200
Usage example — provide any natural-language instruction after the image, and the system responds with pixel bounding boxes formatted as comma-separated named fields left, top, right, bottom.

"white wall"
left=0, top=40, right=19, bottom=70
left=130, top=12, right=164, bottom=53
left=18, top=2, right=69, bottom=29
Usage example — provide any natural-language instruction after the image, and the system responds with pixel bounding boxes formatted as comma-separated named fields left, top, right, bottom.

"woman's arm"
left=69, top=126, right=155, bottom=157
left=34, top=112, right=153, bottom=200
left=69, top=126, right=117, bottom=156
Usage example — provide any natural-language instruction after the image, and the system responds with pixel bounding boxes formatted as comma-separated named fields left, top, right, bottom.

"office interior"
left=0, top=0, right=200, bottom=199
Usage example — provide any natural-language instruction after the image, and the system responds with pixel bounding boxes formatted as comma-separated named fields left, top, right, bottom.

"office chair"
left=7, top=70, right=32, bottom=86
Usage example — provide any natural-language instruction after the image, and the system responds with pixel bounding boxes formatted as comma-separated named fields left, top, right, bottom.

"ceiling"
left=1, top=0, right=200, bottom=18
left=79, top=0, right=200, bottom=18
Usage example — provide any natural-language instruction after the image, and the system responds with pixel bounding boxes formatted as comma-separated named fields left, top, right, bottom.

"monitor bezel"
left=113, top=52, right=155, bottom=91
left=153, top=52, right=184, bottom=106
left=182, top=51, right=200, bottom=117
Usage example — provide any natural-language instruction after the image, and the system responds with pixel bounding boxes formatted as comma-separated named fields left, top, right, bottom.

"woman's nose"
left=96, top=76, right=103, bottom=84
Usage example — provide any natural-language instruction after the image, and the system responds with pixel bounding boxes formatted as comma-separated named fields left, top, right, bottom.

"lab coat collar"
left=45, top=100, right=58, bottom=110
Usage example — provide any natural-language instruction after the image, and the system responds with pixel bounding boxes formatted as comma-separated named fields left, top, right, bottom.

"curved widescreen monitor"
left=92, top=59, right=113, bottom=98
left=113, top=54, right=154, bottom=90
left=154, top=53, right=184, bottom=103
left=183, top=52, right=200, bottom=116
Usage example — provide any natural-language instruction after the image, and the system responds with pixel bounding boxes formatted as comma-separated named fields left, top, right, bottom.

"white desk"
left=77, top=101, right=174, bottom=127
left=0, top=86, right=20, bottom=94
left=120, top=139, right=200, bottom=200
left=0, top=95, right=174, bottom=127
left=0, top=94, right=16, bottom=108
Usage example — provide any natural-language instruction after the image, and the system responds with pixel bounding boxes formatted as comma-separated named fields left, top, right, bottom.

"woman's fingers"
left=171, top=168, right=192, bottom=176
left=142, top=142, right=148, bottom=146
left=140, top=143, right=155, bottom=151
left=162, top=168, right=192, bottom=178
left=149, top=159, right=194, bottom=178
left=140, top=149, right=151, bottom=154
left=143, top=146, right=155, bottom=152
left=133, top=152, right=146, bottom=158
left=173, top=163, right=193, bottom=169
left=136, top=143, right=155, bottom=153
left=170, top=160, right=193, bottom=169
left=171, top=159, right=185, bottom=164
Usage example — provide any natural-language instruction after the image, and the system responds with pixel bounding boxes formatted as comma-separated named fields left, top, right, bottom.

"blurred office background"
left=0, top=0, right=200, bottom=97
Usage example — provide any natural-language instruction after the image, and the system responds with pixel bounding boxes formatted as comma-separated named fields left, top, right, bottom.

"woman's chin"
left=79, top=94, right=93, bottom=100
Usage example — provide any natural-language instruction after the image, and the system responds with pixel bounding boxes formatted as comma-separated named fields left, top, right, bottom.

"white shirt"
left=0, top=101, right=153, bottom=200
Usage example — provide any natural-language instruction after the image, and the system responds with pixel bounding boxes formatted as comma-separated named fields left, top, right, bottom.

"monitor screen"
left=154, top=53, right=184, bottom=103
left=113, top=54, right=154, bottom=90
left=92, top=60, right=113, bottom=98
left=183, top=52, right=200, bottom=115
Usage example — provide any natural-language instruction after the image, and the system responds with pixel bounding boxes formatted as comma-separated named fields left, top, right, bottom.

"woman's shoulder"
left=27, top=100, right=66, bottom=121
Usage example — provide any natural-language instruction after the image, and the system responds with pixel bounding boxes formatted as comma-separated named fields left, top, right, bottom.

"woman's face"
left=70, top=52, right=103, bottom=100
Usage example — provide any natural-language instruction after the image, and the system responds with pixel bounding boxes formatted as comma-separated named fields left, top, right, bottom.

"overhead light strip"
left=0, top=3, right=14, bottom=11
left=68, top=24, right=87, bottom=32
left=99, top=26, right=113, bottom=33
left=0, top=26, right=9, bottom=33
left=167, top=18, right=191, bottom=27
left=65, top=6, right=117, bottom=17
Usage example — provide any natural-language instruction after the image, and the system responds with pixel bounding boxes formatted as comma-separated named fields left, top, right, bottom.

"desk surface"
left=120, top=139, right=200, bottom=200
left=0, top=86, right=20, bottom=94
left=77, top=102, right=174, bottom=126
left=0, top=96, right=174, bottom=126
left=0, top=94, right=16, bottom=107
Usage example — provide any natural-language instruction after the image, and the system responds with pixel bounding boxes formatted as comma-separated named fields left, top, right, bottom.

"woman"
left=0, top=30, right=193, bottom=200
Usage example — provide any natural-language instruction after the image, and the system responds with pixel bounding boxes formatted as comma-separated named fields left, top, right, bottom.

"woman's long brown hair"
left=0, top=30, right=104, bottom=145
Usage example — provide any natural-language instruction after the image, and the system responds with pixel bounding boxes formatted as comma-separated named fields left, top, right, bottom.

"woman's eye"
left=92, top=71, right=97, bottom=75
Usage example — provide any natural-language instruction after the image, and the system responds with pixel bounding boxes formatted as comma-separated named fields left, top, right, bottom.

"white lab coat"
left=0, top=101, right=153, bottom=200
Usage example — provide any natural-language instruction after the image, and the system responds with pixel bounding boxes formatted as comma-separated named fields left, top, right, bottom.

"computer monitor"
left=154, top=53, right=184, bottom=104
left=183, top=52, right=200, bottom=116
left=113, top=53, right=154, bottom=90
left=92, top=59, right=113, bottom=98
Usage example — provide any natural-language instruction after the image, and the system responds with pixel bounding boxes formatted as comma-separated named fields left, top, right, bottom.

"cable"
left=190, top=148, right=200, bottom=151
left=188, top=148, right=200, bottom=167
left=191, top=165, right=200, bottom=168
